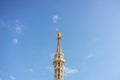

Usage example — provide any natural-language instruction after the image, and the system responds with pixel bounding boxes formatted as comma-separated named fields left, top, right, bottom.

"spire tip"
left=57, top=31, right=62, bottom=39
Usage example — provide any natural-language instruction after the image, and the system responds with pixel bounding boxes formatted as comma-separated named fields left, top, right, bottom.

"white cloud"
left=53, top=15, right=59, bottom=23
left=79, top=54, right=94, bottom=68
left=12, top=38, right=18, bottom=45
left=9, top=75, right=16, bottom=80
left=50, top=52, right=55, bottom=59
left=26, top=68, right=34, bottom=73
left=46, top=66, right=53, bottom=73
left=86, top=54, right=94, bottom=59
left=15, top=26, right=22, bottom=34
left=28, top=68, right=34, bottom=72
left=56, top=27, right=59, bottom=32
left=64, top=67, right=79, bottom=76
left=11, top=20, right=24, bottom=45
left=15, top=20, right=23, bottom=34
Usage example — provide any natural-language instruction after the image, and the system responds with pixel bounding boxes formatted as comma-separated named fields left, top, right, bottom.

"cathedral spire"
left=53, top=31, right=65, bottom=80
left=57, top=32, right=62, bottom=53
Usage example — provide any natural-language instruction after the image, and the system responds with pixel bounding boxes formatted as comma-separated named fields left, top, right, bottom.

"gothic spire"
left=53, top=31, right=65, bottom=80
left=57, top=31, right=62, bottom=53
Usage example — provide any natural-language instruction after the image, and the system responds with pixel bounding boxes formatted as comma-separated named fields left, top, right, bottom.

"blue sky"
left=0, top=0, right=120, bottom=80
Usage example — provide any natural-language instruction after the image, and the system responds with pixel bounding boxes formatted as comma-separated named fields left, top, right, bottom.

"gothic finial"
left=57, top=31, right=61, bottom=39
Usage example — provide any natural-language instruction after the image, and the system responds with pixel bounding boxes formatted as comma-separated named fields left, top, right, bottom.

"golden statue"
left=57, top=31, right=61, bottom=39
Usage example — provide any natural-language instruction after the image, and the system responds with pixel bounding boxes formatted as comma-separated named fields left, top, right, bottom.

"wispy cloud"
left=9, top=75, right=16, bottom=80
left=50, top=52, right=55, bottom=59
left=26, top=68, right=34, bottom=73
left=85, top=54, right=94, bottom=60
left=15, top=20, right=23, bottom=34
left=15, top=26, right=22, bottom=34
left=53, top=15, right=59, bottom=23
left=64, top=67, right=79, bottom=76
left=79, top=53, right=95, bottom=70
left=56, top=28, right=60, bottom=32
left=0, top=19, right=24, bottom=45
left=12, top=38, right=18, bottom=45
left=12, top=20, right=24, bottom=45
left=46, top=66, right=53, bottom=73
